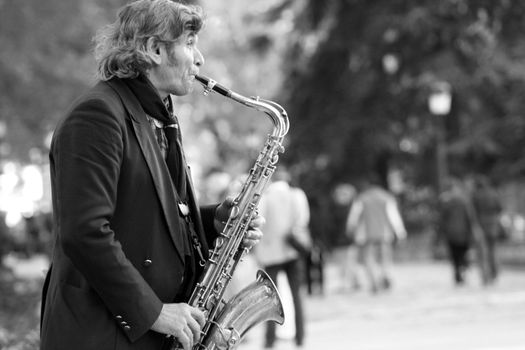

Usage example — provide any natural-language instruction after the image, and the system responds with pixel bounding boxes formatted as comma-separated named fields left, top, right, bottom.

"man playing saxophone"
left=39, top=1, right=264, bottom=350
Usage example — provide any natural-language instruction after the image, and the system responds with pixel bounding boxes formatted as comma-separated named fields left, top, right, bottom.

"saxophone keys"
left=229, top=205, right=240, bottom=219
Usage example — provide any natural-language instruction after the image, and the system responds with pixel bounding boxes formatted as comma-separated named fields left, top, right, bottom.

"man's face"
left=150, top=31, right=204, bottom=98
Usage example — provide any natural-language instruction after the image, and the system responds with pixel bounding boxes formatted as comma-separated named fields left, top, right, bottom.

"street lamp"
left=428, top=81, right=452, bottom=194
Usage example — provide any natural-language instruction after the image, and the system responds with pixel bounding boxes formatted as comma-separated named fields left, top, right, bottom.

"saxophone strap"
left=177, top=201, right=206, bottom=267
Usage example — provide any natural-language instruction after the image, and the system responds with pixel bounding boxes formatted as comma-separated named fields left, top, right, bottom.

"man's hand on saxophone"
left=214, top=196, right=265, bottom=250
left=150, top=303, right=205, bottom=350
left=243, top=214, right=265, bottom=249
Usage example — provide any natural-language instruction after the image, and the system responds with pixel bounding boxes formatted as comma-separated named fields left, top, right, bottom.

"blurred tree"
left=0, top=0, right=128, bottom=161
left=3, top=0, right=525, bottom=248
left=274, top=0, right=525, bottom=248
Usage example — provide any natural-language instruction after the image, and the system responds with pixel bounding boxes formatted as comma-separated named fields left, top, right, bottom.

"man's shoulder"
left=67, top=80, right=119, bottom=110
left=57, top=80, right=128, bottom=130
left=291, top=186, right=308, bottom=203
left=83, top=80, right=123, bottom=103
left=267, top=180, right=290, bottom=193
left=362, top=187, right=393, bottom=201
left=264, top=181, right=293, bottom=205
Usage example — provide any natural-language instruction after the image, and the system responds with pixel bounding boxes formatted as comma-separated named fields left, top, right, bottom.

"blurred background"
left=1, top=0, right=525, bottom=349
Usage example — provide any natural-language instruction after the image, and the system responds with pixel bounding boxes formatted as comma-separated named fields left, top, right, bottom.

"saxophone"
left=171, top=75, right=289, bottom=350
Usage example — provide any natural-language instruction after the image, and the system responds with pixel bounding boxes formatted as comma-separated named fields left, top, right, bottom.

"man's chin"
left=170, top=86, right=193, bottom=96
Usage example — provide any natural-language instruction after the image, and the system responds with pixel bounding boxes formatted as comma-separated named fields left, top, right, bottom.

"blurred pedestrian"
left=346, top=176, right=407, bottom=294
left=472, top=175, right=503, bottom=285
left=438, top=177, right=481, bottom=286
left=255, top=167, right=311, bottom=348
left=336, top=184, right=364, bottom=292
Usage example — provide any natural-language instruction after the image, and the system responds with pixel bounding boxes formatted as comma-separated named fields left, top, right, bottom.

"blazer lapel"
left=107, top=79, right=185, bottom=263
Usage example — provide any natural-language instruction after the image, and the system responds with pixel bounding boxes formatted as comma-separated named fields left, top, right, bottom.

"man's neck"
left=144, top=72, right=169, bottom=100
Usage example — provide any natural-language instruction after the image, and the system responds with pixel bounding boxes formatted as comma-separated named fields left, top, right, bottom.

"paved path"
left=238, top=260, right=525, bottom=350
left=5, top=253, right=525, bottom=350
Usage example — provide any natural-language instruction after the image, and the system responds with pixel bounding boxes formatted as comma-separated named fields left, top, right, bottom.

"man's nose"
left=194, top=48, right=204, bottom=67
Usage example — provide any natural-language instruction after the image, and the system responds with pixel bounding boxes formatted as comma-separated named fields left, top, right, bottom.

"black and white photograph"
left=0, top=1, right=525, bottom=349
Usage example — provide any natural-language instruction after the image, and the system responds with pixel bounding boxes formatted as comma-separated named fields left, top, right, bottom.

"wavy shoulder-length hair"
left=94, top=0, right=203, bottom=81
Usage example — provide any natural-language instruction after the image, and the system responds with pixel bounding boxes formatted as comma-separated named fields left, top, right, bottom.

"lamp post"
left=428, top=81, right=452, bottom=194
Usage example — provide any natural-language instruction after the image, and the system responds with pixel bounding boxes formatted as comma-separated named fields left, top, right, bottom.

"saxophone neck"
left=195, top=74, right=289, bottom=139
left=256, top=97, right=290, bottom=140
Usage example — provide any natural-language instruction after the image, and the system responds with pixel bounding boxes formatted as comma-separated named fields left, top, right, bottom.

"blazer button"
left=115, top=315, right=122, bottom=320
left=124, top=325, right=131, bottom=331
left=143, top=259, right=152, bottom=267
left=120, top=321, right=128, bottom=326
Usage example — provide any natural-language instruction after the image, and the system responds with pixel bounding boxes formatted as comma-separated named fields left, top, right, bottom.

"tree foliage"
left=2, top=0, right=525, bottom=248
left=273, top=0, right=525, bottom=247
left=0, top=0, right=129, bottom=160
left=283, top=0, right=525, bottom=180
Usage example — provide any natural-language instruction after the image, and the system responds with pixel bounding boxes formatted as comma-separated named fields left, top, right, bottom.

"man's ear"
left=145, top=37, right=162, bottom=65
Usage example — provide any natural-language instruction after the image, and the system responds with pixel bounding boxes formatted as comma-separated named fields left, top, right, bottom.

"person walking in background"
left=472, top=175, right=503, bottom=285
left=335, top=183, right=363, bottom=292
left=39, top=2, right=264, bottom=350
left=438, top=177, right=480, bottom=286
left=255, top=167, right=311, bottom=349
left=345, top=176, right=407, bottom=294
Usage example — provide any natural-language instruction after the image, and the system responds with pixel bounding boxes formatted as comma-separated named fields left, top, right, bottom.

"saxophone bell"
left=201, top=270, right=284, bottom=350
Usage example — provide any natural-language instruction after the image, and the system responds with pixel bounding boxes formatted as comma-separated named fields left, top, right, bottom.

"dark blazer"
left=40, top=78, right=218, bottom=350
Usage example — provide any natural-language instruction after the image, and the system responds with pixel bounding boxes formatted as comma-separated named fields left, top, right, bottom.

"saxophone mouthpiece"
left=195, top=74, right=232, bottom=97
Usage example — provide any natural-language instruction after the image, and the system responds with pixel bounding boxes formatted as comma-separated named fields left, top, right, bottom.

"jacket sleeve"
left=51, top=95, right=162, bottom=342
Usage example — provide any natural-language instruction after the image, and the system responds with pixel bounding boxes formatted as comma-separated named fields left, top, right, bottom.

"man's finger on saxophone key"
left=250, top=213, right=265, bottom=230
left=189, top=307, right=206, bottom=329
left=174, top=328, right=191, bottom=350
left=243, top=228, right=264, bottom=249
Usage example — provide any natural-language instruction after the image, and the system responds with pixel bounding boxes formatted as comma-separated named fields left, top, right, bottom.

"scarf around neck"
left=121, top=73, right=188, bottom=200
left=122, top=74, right=174, bottom=125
